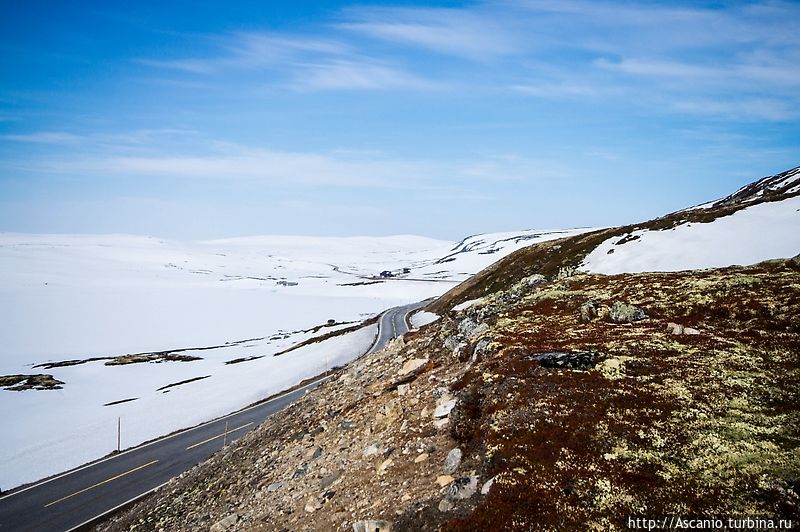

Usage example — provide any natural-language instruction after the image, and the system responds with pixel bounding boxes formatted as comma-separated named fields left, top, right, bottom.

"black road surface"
left=0, top=300, right=431, bottom=532
left=368, top=299, right=433, bottom=354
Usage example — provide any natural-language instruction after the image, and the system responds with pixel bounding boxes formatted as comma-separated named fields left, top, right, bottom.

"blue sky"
left=0, top=0, right=798, bottom=239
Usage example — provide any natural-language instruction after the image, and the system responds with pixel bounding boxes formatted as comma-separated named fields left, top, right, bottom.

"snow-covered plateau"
left=0, top=229, right=584, bottom=489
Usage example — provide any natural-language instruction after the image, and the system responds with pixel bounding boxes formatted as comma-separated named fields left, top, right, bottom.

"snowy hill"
left=0, top=228, right=587, bottom=490
left=431, top=165, right=800, bottom=315
left=582, top=166, right=800, bottom=274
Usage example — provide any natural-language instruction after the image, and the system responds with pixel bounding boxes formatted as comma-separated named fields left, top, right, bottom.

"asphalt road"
left=0, top=300, right=431, bottom=532
left=368, top=299, right=432, bottom=354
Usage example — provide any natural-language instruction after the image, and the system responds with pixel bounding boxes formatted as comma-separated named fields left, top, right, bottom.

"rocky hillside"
left=98, top=261, right=800, bottom=531
left=97, top=169, right=800, bottom=531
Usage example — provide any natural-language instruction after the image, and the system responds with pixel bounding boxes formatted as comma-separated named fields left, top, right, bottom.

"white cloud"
left=12, top=133, right=571, bottom=191
left=671, top=98, right=795, bottom=122
left=511, top=82, right=610, bottom=99
left=339, top=7, right=523, bottom=60
left=1, top=131, right=83, bottom=144
left=289, top=59, right=444, bottom=91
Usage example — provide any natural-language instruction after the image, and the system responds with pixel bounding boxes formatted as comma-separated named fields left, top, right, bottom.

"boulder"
left=398, top=358, right=427, bottom=376
left=458, top=318, right=478, bottom=338
left=667, top=322, right=701, bottom=335
left=579, top=300, right=599, bottom=322
left=447, top=475, right=478, bottom=500
left=610, top=302, right=648, bottom=323
left=353, top=520, right=393, bottom=532
left=443, top=448, right=462, bottom=474
left=434, top=397, right=457, bottom=418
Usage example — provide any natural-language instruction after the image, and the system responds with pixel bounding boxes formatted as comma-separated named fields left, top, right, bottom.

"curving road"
left=368, top=299, right=433, bottom=354
left=0, top=300, right=431, bottom=532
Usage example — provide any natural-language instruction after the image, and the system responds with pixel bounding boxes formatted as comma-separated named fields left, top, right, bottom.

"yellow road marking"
left=44, top=460, right=158, bottom=508
left=185, top=422, right=253, bottom=450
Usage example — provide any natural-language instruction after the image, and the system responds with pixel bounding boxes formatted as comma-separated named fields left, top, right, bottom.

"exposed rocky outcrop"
left=0, top=374, right=64, bottom=391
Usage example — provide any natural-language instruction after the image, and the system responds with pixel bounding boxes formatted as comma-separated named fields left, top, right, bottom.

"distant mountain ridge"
left=707, top=165, right=800, bottom=209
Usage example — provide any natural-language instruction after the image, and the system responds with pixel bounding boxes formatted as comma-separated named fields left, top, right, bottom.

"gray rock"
left=363, top=444, right=380, bottom=458
left=434, top=397, right=457, bottom=418
left=320, top=470, right=342, bottom=489
left=308, top=445, right=323, bottom=460
left=507, top=274, right=547, bottom=301
left=666, top=322, right=684, bottom=335
left=438, top=498, right=454, bottom=512
left=472, top=337, right=494, bottom=361
left=579, top=300, right=599, bottom=322
left=266, top=481, right=283, bottom=492
left=443, top=448, right=462, bottom=474
left=210, top=514, right=239, bottom=532
left=448, top=475, right=478, bottom=500
left=521, top=274, right=547, bottom=287
left=610, top=302, right=648, bottom=323
left=667, top=322, right=701, bottom=335
left=468, top=322, right=490, bottom=339
left=353, top=520, right=393, bottom=532
left=443, top=335, right=460, bottom=351
left=458, top=318, right=478, bottom=338
left=293, top=464, right=308, bottom=479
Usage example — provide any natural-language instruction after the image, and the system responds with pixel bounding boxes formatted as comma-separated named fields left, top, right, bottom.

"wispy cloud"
left=511, top=82, right=612, bottom=99
left=670, top=98, right=796, bottom=122
left=338, top=7, right=524, bottom=60
left=130, top=1, right=800, bottom=118
left=12, top=132, right=568, bottom=191
left=289, top=59, right=444, bottom=91
left=1, top=131, right=84, bottom=144
left=137, top=30, right=438, bottom=92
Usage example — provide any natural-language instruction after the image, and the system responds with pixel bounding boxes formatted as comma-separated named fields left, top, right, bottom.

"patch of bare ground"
left=0, top=374, right=64, bottom=391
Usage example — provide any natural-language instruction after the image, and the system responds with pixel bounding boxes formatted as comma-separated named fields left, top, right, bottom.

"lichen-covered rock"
left=579, top=300, right=599, bottom=322
left=609, top=301, right=648, bottom=322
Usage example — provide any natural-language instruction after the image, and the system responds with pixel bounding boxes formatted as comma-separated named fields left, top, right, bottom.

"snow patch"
left=410, top=311, right=440, bottom=328
left=582, top=196, right=800, bottom=274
